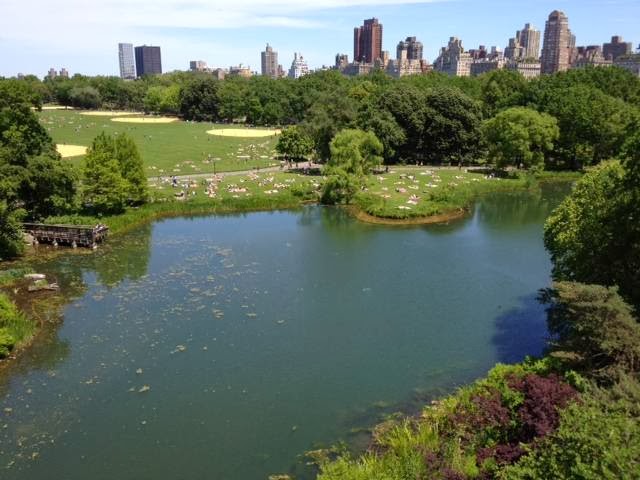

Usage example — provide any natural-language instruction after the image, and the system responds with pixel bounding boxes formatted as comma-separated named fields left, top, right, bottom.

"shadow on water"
left=491, top=292, right=548, bottom=364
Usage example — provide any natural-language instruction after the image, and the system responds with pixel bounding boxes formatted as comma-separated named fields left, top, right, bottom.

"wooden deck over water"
left=23, top=223, right=109, bottom=248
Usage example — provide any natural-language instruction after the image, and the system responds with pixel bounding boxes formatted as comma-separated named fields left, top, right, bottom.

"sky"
left=1, top=0, right=638, bottom=78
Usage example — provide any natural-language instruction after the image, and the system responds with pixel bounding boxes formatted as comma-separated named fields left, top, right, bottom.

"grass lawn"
left=355, top=166, right=532, bottom=219
left=38, top=109, right=281, bottom=176
left=46, top=171, right=322, bottom=234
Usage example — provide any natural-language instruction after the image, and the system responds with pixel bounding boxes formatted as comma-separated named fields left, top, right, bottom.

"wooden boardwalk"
left=23, top=223, right=109, bottom=248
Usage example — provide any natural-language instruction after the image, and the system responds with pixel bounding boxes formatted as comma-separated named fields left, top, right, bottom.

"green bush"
left=0, top=292, right=34, bottom=358
left=0, top=327, right=16, bottom=358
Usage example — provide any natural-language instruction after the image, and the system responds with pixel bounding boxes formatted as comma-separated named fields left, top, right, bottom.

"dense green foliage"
left=483, top=107, right=559, bottom=170
left=0, top=79, right=77, bottom=259
left=7, top=65, right=639, bottom=168
left=541, top=282, right=640, bottom=384
left=275, top=126, right=314, bottom=160
left=502, top=382, right=640, bottom=480
left=544, top=157, right=640, bottom=309
left=322, top=129, right=383, bottom=204
left=0, top=292, right=35, bottom=358
left=82, top=132, right=148, bottom=214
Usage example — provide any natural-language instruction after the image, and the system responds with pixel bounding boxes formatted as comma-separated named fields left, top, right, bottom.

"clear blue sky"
left=1, top=0, right=638, bottom=78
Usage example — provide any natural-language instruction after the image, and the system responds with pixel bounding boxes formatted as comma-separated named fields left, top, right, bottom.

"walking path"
left=149, top=161, right=321, bottom=183
left=151, top=163, right=470, bottom=184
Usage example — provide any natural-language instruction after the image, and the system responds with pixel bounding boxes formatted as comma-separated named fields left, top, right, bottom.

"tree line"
left=2, top=65, right=640, bottom=257
left=11, top=66, right=640, bottom=170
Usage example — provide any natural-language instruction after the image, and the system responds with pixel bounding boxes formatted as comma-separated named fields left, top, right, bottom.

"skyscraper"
left=261, top=44, right=279, bottom=79
left=396, top=36, right=423, bottom=61
left=541, top=11, right=573, bottom=74
left=134, top=45, right=162, bottom=77
left=517, top=24, right=541, bottom=59
left=506, top=24, right=540, bottom=61
left=118, top=43, right=136, bottom=79
left=354, top=18, right=383, bottom=64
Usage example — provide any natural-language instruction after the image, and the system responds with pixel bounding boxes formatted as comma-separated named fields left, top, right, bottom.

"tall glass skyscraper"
left=118, top=43, right=136, bottom=80
left=134, top=45, right=162, bottom=77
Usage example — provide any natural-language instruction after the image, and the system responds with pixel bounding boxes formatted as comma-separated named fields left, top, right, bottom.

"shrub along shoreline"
left=0, top=269, right=37, bottom=360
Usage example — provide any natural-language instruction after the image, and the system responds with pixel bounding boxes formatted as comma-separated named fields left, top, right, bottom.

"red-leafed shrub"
left=508, top=373, right=578, bottom=441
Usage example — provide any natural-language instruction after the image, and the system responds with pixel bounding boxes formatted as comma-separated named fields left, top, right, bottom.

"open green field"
left=38, top=109, right=281, bottom=176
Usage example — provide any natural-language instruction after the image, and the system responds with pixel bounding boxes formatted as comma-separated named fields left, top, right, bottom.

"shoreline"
left=1, top=175, right=577, bottom=365
left=348, top=205, right=469, bottom=225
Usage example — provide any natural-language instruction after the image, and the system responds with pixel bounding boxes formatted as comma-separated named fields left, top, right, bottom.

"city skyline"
left=1, top=0, right=639, bottom=77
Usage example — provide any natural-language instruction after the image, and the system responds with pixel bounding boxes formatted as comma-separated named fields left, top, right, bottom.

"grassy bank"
left=43, top=168, right=580, bottom=235
left=47, top=171, right=320, bottom=235
left=0, top=268, right=37, bottom=359
left=353, top=167, right=581, bottom=221
left=0, top=291, right=36, bottom=358
left=312, top=359, right=587, bottom=480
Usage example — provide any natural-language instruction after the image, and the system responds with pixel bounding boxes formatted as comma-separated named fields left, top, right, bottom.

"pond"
left=0, top=184, right=569, bottom=479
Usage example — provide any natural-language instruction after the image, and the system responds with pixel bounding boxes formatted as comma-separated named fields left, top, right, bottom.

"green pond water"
left=0, top=184, right=569, bottom=479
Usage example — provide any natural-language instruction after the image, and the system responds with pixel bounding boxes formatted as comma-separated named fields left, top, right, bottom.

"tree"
left=422, top=87, right=484, bottom=165
left=0, top=201, right=24, bottom=260
left=327, top=129, right=383, bottom=176
left=114, top=134, right=149, bottom=205
left=0, top=79, right=77, bottom=257
left=380, top=84, right=428, bottom=162
left=540, top=282, right=640, bottom=383
left=321, top=129, right=383, bottom=204
left=526, top=83, right=636, bottom=169
left=275, top=126, right=314, bottom=161
left=82, top=133, right=128, bottom=214
left=302, top=90, right=358, bottom=161
left=483, top=107, right=559, bottom=170
left=144, top=85, right=180, bottom=114
left=544, top=160, right=640, bottom=308
left=0, top=80, right=52, bottom=166
left=356, top=102, right=406, bottom=162
left=19, top=153, right=78, bottom=219
left=179, top=77, right=221, bottom=121
left=479, top=69, right=528, bottom=117
left=69, top=86, right=102, bottom=109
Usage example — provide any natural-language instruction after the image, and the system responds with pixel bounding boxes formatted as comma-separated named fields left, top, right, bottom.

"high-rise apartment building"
left=288, top=53, right=309, bottom=79
left=118, top=43, right=136, bottom=79
left=396, top=36, right=423, bottom=61
left=433, top=37, right=472, bottom=77
left=335, top=54, right=349, bottom=70
left=541, top=11, right=574, bottom=74
left=603, top=36, right=633, bottom=61
left=261, top=44, right=279, bottom=79
left=504, top=38, right=523, bottom=60
left=506, top=24, right=540, bottom=61
left=134, top=45, right=162, bottom=77
left=189, top=60, right=208, bottom=72
left=354, top=18, right=383, bottom=63
left=517, top=24, right=541, bottom=59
